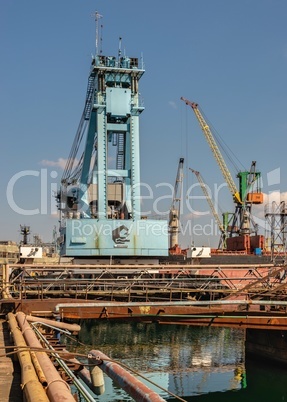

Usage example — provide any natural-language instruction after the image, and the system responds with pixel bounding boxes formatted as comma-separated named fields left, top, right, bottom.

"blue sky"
left=1, top=0, right=287, bottom=247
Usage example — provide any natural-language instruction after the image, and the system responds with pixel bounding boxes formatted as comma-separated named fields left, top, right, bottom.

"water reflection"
left=68, top=321, right=245, bottom=400
left=183, top=359, right=287, bottom=402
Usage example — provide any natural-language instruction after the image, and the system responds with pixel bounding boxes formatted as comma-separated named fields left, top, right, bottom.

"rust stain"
left=139, top=306, right=151, bottom=314
left=269, top=318, right=280, bottom=325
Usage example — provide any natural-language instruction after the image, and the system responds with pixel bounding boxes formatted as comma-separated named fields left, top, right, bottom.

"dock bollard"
left=88, top=354, right=105, bottom=395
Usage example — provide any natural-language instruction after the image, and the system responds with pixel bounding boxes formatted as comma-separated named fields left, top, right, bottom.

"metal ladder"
left=84, top=75, right=95, bottom=120
left=116, top=133, right=125, bottom=170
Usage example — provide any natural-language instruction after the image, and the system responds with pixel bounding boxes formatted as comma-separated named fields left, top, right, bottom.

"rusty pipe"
left=30, top=350, right=48, bottom=386
left=7, top=313, right=50, bottom=402
left=25, top=314, right=81, bottom=333
left=16, top=311, right=76, bottom=402
left=89, top=350, right=166, bottom=402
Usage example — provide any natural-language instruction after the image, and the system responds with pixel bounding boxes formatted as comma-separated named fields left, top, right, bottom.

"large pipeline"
left=54, top=298, right=287, bottom=312
left=89, top=349, right=166, bottom=402
left=25, top=314, right=81, bottom=333
left=16, top=312, right=76, bottom=402
left=7, top=313, right=50, bottom=402
left=32, top=325, right=97, bottom=402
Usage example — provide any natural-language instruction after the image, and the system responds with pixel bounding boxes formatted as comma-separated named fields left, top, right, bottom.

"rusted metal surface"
left=4, top=262, right=278, bottom=300
left=2, top=261, right=287, bottom=332
left=154, top=315, right=287, bottom=330
left=16, top=312, right=76, bottom=402
left=89, top=349, right=166, bottom=402
left=1, top=297, right=97, bottom=315
left=0, top=318, right=22, bottom=402
left=2, top=297, right=287, bottom=330
left=55, top=301, right=287, bottom=330
left=25, top=314, right=81, bottom=333
left=30, top=350, right=48, bottom=386
left=7, top=313, right=50, bottom=402
left=31, top=325, right=99, bottom=402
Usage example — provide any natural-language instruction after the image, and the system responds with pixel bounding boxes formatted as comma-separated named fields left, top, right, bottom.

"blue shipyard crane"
left=57, top=37, right=168, bottom=258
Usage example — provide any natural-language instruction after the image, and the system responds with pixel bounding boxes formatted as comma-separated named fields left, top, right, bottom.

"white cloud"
left=264, top=191, right=287, bottom=203
left=184, top=212, right=206, bottom=220
left=169, top=101, right=177, bottom=109
left=258, top=191, right=287, bottom=219
left=244, top=191, right=287, bottom=232
left=40, top=158, right=68, bottom=170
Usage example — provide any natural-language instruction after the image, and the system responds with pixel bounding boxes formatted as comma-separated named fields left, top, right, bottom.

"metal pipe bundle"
left=16, top=312, right=76, bottom=402
left=7, top=313, right=50, bottom=402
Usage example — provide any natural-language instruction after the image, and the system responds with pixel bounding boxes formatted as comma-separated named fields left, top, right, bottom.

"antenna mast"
left=100, top=23, right=103, bottom=54
left=93, top=11, right=103, bottom=55
left=118, top=37, right=122, bottom=60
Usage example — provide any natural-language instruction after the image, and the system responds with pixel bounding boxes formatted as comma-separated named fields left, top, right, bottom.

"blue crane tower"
left=57, top=39, right=168, bottom=259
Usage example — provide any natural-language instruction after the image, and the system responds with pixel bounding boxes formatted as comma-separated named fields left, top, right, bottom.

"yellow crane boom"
left=190, top=168, right=226, bottom=237
left=181, top=97, right=241, bottom=204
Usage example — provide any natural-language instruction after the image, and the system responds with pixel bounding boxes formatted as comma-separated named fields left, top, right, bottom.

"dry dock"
left=0, top=318, right=22, bottom=402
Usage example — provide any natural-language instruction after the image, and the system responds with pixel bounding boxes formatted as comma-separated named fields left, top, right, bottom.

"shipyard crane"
left=55, top=31, right=169, bottom=259
left=169, top=158, right=184, bottom=250
left=190, top=168, right=228, bottom=249
left=181, top=97, right=263, bottom=245
left=181, top=98, right=241, bottom=204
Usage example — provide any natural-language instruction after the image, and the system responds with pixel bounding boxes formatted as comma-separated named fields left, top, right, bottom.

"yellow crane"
left=190, top=168, right=227, bottom=248
left=181, top=98, right=241, bottom=204
left=181, top=97, right=263, bottom=241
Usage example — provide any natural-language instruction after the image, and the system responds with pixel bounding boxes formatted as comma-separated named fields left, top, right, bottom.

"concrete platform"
left=0, top=318, right=22, bottom=401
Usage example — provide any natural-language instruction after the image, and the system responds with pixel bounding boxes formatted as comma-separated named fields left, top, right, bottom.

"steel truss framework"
left=4, top=263, right=287, bottom=303
left=265, top=201, right=287, bottom=263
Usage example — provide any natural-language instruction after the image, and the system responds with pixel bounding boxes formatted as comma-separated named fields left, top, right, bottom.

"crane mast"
left=169, top=158, right=184, bottom=249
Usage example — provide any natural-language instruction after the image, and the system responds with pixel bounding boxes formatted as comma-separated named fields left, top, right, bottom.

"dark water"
left=67, top=321, right=287, bottom=401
